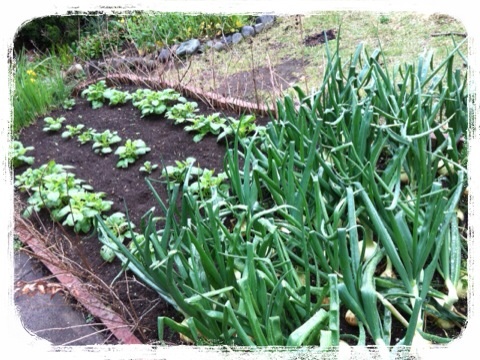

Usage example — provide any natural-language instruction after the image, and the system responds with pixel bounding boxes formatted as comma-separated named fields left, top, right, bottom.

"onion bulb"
left=345, top=309, right=358, bottom=327
left=358, top=227, right=377, bottom=262
left=380, top=256, right=396, bottom=279
left=456, top=273, right=468, bottom=299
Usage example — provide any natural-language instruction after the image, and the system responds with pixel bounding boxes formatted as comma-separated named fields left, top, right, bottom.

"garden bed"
left=12, top=22, right=469, bottom=350
left=13, top=84, right=273, bottom=344
left=13, top=79, right=468, bottom=349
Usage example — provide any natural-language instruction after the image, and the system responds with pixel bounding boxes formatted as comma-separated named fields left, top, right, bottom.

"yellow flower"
left=236, top=20, right=242, bottom=27
left=29, top=78, right=35, bottom=83
left=26, top=69, right=37, bottom=77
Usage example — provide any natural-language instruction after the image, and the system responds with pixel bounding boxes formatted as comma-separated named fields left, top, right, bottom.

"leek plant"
left=96, top=38, right=468, bottom=350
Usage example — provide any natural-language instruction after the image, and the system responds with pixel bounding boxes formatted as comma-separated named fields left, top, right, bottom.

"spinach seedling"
left=161, top=157, right=203, bottom=189
left=43, top=116, right=66, bottom=132
left=55, top=190, right=113, bottom=233
left=98, top=212, right=136, bottom=262
left=217, top=114, right=263, bottom=142
left=115, top=139, right=151, bottom=168
left=10, top=141, right=34, bottom=168
left=139, top=161, right=159, bottom=174
left=77, top=128, right=97, bottom=145
left=92, top=130, right=122, bottom=154
left=133, top=88, right=186, bottom=117
left=166, top=101, right=199, bottom=124
left=62, top=124, right=85, bottom=139
left=188, top=169, right=229, bottom=198
left=81, top=80, right=108, bottom=109
left=62, top=98, right=76, bottom=110
left=184, top=113, right=227, bottom=142
left=103, top=88, right=132, bottom=106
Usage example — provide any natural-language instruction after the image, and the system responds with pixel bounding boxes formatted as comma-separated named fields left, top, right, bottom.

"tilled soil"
left=13, top=85, right=466, bottom=346
left=13, top=88, right=262, bottom=344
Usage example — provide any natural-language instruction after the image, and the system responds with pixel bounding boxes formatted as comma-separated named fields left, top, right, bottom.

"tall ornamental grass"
left=97, top=38, right=468, bottom=352
left=12, top=51, right=72, bottom=133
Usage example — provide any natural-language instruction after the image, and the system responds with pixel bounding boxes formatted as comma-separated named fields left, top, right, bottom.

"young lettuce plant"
left=165, top=101, right=199, bottom=124
left=92, top=130, right=122, bottom=154
left=14, top=161, right=92, bottom=218
left=139, top=161, right=158, bottom=174
left=55, top=190, right=113, bottom=233
left=98, top=212, right=136, bottom=262
left=115, top=139, right=151, bottom=168
left=61, top=124, right=85, bottom=139
left=103, top=88, right=132, bottom=106
left=216, top=114, right=262, bottom=142
left=62, top=98, right=76, bottom=110
left=184, top=113, right=227, bottom=142
left=133, top=88, right=186, bottom=117
left=188, top=169, right=229, bottom=198
left=81, top=80, right=108, bottom=109
left=10, top=140, right=34, bottom=168
left=161, top=157, right=203, bottom=188
left=77, top=128, right=97, bottom=145
left=43, top=116, right=66, bottom=132
left=131, top=88, right=152, bottom=106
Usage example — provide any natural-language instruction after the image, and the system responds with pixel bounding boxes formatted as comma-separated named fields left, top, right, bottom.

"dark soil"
left=303, top=29, right=337, bottom=47
left=14, top=88, right=267, bottom=345
left=13, top=84, right=467, bottom=347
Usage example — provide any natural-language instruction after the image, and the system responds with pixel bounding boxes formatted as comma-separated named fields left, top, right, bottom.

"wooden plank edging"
left=14, top=217, right=143, bottom=345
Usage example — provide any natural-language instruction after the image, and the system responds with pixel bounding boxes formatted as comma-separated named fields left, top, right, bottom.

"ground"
left=14, top=85, right=466, bottom=346
left=13, top=86, right=269, bottom=344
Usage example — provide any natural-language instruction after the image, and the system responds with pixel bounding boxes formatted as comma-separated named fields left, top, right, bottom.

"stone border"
left=157, top=14, right=276, bottom=61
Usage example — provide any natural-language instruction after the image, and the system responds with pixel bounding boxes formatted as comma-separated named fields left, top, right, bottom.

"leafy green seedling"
left=188, top=168, right=229, bottom=198
left=10, top=140, right=34, bottom=168
left=184, top=113, right=227, bottom=142
left=81, top=80, right=108, bottom=109
left=77, top=128, right=97, bottom=145
left=161, top=157, right=203, bottom=187
left=115, top=139, right=151, bottom=168
left=98, top=212, right=136, bottom=262
left=92, top=130, right=122, bottom=154
left=14, top=161, right=92, bottom=218
left=166, top=101, right=199, bottom=124
left=55, top=190, right=113, bottom=233
left=131, top=88, right=153, bottom=106
left=62, top=98, right=76, bottom=110
left=43, top=116, right=66, bottom=132
left=217, top=114, right=262, bottom=142
left=103, top=88, right=132, bottom=106
left=139, top=161, right=159, bottom=174
left=133, top=88, right=186, bottom=117
left=62, top=124, right=85, bottom=139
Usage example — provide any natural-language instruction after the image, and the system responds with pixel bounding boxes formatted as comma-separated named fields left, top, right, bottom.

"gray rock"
left=232, top=33, right=243, bottom=44
left=157, top=48, right=171, bottom=62
left=241, top=25, right=255, bottom=38
left=256, top=15, right=275, bottom=27
left=254, top=23, right=265, bottom=34
left=213, top=42, right=227, bottom=52
left=222, top=35, right=233, bottom=45
left=176, top=39, right=201, bottom=56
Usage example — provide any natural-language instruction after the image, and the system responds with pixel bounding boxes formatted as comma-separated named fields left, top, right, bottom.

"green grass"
left=12, top=50, right=73, bottom=133
left=159, top=12, right=467, bottom=106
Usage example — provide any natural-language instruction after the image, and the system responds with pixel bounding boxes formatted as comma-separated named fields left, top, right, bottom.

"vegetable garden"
left=11, top=12, right=470, bottom=357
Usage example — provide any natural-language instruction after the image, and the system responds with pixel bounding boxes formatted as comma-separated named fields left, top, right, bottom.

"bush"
left=14, top=16, right=82, bottom=52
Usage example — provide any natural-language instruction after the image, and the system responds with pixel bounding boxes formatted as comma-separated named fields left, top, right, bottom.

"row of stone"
left=157, top=14, right=276, bottom=61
